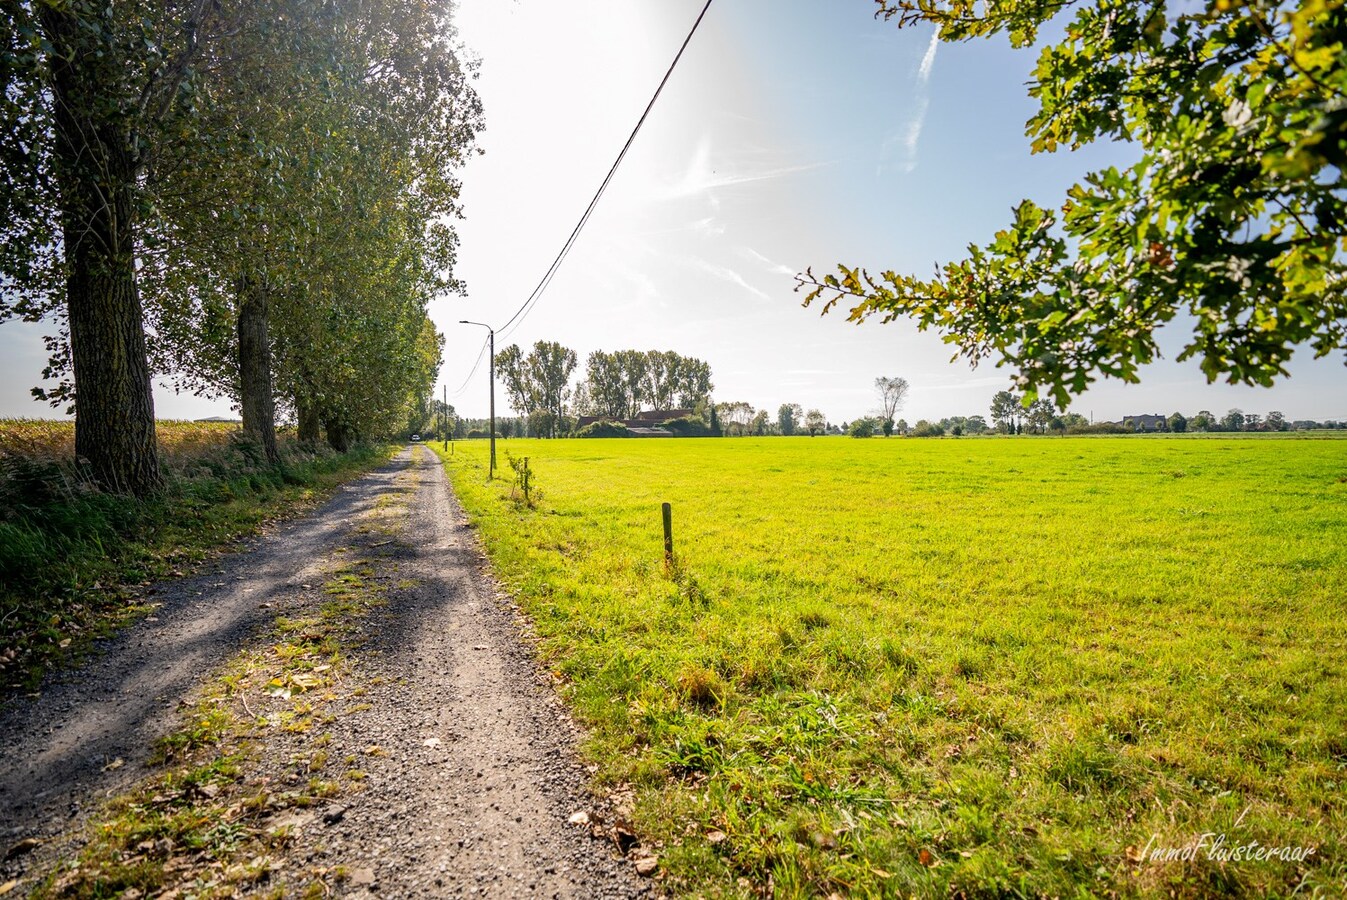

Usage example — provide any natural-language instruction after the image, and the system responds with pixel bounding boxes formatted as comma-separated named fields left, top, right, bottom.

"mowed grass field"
left=435, top=436, right=1347, bottom=898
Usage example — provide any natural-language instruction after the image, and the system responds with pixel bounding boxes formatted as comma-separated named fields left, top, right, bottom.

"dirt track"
left=0, top=446, right=648, bottom=897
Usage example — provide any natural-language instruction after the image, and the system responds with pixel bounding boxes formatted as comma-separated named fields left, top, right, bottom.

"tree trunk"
left=237, top=274, right=278, bottom=463
left=323, top=413, right=349, bottom=453
left=41, top=5, right=161, bottom=496
left=296, top=396, right=321, bottom=446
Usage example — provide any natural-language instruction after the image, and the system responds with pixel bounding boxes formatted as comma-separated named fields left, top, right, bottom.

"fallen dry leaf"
left=706, top=829, right=727, bottom=844
left=269, top=811, right=316, bottom=832
left=0, top=879, right=18, bottom=895
left=567, top=811, right=590, bottom=826
left=614, top=827, right=638, bottom=854
left=6, top=838, right=40, bottom=859
left=633, top=856, right=658, bottom=877
left=101, top=757, right=124, bottom=772
left=289, top=672, right=322, bottom=690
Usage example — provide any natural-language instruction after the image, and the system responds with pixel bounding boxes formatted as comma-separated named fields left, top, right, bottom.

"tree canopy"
left=1, top=0, right=479, bottom=487
left=576, top=349, right=714, bottom=420
left=799, top=0, right=1346, bottom=406
left=494, top=341, right=579, bottom=438
left=875, top=376, right=910, bottom=425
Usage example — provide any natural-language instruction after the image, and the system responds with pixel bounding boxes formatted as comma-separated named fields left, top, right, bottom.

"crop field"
left=0, top=418, right=239, bottom=460
left=436, top=435, right=1347, bottom=898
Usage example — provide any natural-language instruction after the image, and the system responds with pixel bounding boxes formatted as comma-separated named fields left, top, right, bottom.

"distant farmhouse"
left=1122, top=413, right=1166, bottom=432
left=575, top=408, right=692, bottom=437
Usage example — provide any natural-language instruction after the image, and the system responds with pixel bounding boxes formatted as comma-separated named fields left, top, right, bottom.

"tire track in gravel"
left=0, top=447, right=649, bottom=898
left=303, top=445, right=647, bottom=897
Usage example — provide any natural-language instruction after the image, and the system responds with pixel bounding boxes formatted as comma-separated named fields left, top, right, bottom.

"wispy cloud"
left=917, top=28, right=939, bottom=81
left=685, top=256, right=773, bottom=303
left=740, top=246, right=796, bottom=277
left=615, top=261, right=660, bottom=308
left=923, top=374, right=1011, bottom=391
left=692, top=216, right=726, bottom=238
left=879, top=29, right=940, bottom=175
left=662, top=135, right=823, bottom=202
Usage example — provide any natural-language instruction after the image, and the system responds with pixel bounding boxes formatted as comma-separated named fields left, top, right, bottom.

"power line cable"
left=448, top=334, right=491, bottom=399
left=494, top=0, right=714, bottom=343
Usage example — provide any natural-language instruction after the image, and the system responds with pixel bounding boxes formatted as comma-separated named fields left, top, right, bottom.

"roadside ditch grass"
left=0, top=420, right=391, bottom=695
left=435, top=436, right=1347, bottom=898
left=21, top=458, right=420, bottom=899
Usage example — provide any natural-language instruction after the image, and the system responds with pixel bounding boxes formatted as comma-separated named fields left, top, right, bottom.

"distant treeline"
left=484, top=344, right=714, bottom=438
left=431, top=355, right=1346, bottom=440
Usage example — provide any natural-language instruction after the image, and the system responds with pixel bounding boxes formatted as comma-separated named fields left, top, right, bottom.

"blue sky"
left=2, top=0, right=1342, bottom=423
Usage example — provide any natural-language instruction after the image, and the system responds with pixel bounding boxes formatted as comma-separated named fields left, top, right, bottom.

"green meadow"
left=434, top=436, right=1347, bottom=898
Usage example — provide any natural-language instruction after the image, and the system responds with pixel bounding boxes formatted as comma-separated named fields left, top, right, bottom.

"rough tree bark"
left=322, top=413, right=350, bottom=453
left=41, top=4, right=161, bottom=495
left=237, top=274, right=278, bottom=463
left=296, top=396, right=321, bottom=446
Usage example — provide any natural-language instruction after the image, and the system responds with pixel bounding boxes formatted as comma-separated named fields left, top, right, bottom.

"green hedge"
left=576, top=421, right=631, bottom=438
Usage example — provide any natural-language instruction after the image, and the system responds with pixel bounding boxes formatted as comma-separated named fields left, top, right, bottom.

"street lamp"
left=459, top=320, right=496, bottom=480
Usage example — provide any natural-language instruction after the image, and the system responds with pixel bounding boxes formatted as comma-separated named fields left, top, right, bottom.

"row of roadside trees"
left=1, top=0, right=481, bottom=492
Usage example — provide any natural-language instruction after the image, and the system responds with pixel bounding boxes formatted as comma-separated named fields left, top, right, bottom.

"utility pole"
left=459, top=320, right=496, bottom=480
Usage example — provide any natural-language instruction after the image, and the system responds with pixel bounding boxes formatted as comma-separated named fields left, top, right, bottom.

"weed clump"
left=676, top=663, right=727, bottom=709
left=798, top=609, right=832, bottom=631
left=504, top=451, right=541, bottom=508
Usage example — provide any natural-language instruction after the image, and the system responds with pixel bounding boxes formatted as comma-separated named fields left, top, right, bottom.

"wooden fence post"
left=662, top=502, right=674, bottom=571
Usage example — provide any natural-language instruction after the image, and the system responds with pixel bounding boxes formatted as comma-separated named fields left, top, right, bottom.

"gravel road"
left=0, top=446, right=649, bottom=897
